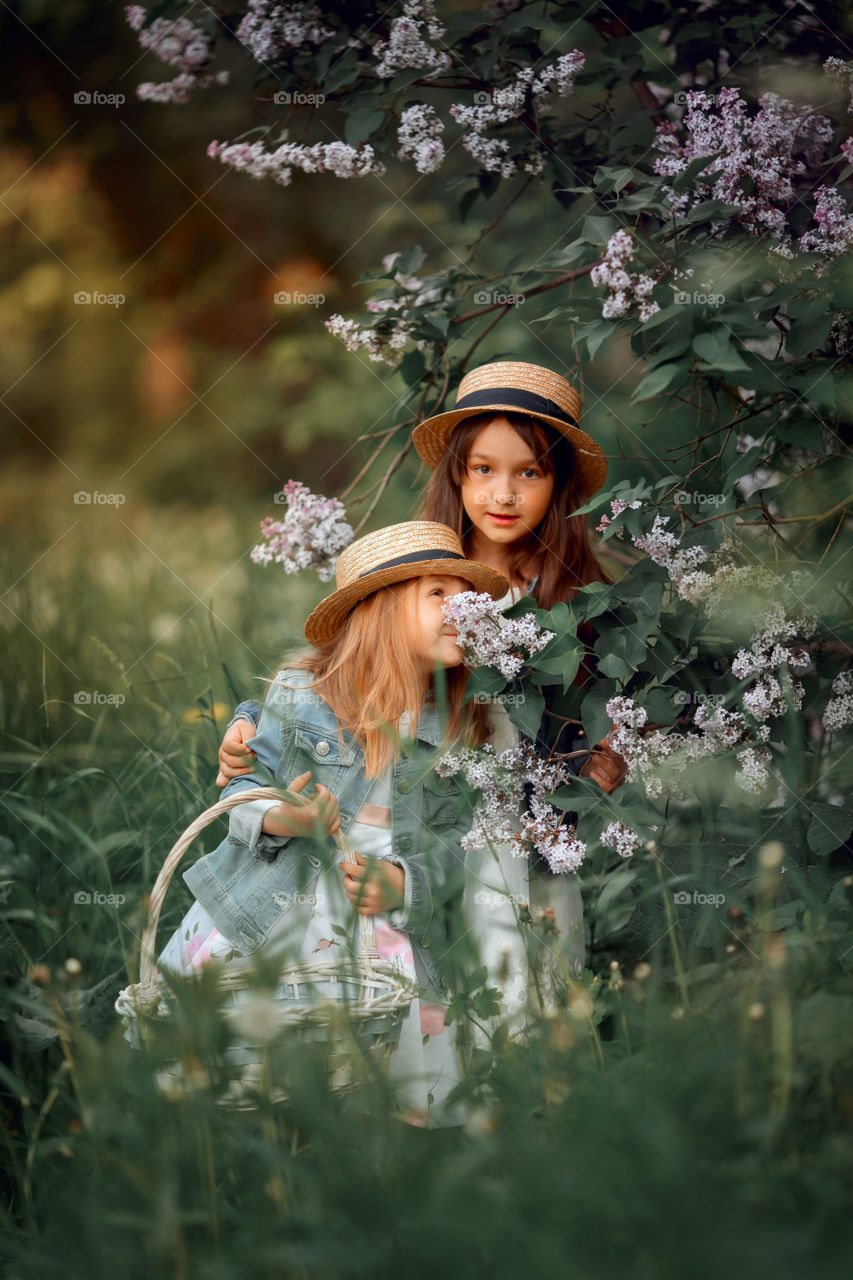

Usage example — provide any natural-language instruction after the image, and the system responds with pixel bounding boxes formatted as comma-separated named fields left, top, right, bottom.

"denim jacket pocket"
left=422, top=770, right=465, bottom=829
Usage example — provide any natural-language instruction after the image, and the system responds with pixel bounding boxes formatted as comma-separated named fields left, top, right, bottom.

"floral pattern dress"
left=153, top=765, right=466, bottom=1128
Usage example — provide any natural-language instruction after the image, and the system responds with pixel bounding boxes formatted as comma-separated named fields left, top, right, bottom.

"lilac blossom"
left=440, top=591, right=555, bottom=680
left=823, top=669, right=853, bottom=734
left=600, top=821, right=642, bottom=858
left=235, top=3, right=334, bottom=63
left=590, top=230, right=660, bottom=324
left=250, top=480, right=353, bottom=581
left=327, top=253, right=457, bottom=365
left=206, top=138, right=385, bottom=186
left=824, top=57, right=853, bottom=114
left=449, top=52, right=585, bottom=178
left=799, top=186, right=853, bottom=267
left=596, top=496, right=643, bottom=535
left=436, top=740, right=587, bottom=874
left=125, top=7, right=229, bottom=103
left=652, top=88, right=835, bottom=249
left=397, top=104, right=445, bottom=173
left=373, top=2, right=451, bottom=80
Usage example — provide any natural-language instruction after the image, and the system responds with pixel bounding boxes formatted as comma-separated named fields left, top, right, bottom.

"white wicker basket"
left=115, top=786, right=415, bottom=1108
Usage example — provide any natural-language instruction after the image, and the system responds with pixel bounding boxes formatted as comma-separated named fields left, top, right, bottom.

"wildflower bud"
left=644, top=839, right=660, bottom=858
left=65, top=958, right=82, bottom=978
left=671, top=1006, right=685, bottom=1020
left=748, top=1002, right=765, bottom=1020
left=633, top=962, right=652, bottom=981
left=758, top=841, right=784, bottom=869
left=29, top=964, right=51, bottom=985
left=609, top=960, right=621, bottom=971
left=567, top=992, right=594, bottom=1021
left=729, top=906, right=742, bottom=919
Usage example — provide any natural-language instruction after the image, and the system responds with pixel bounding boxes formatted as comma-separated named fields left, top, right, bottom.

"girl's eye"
left=521, top=467, right=542, bottom=479
left=472, top=464, right=491, bottom=475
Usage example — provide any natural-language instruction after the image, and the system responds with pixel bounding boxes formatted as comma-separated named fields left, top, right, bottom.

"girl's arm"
left=220, top=674, right=337, bottom=860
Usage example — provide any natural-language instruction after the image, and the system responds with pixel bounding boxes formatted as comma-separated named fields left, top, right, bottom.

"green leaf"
left=505, top=687, right=545, bottom=740
left=582, top=213, right=620, bottom=246
left=692, top=330, right=749, bottom=372
left=631, top=361, right=686, bottom=402
left=344, top=108, right=385, bottom=146
left=807, top=803, right=853, bottom=858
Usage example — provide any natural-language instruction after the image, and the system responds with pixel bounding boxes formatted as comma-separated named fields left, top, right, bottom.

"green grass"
left=2, top=511, right=853, bottom=1279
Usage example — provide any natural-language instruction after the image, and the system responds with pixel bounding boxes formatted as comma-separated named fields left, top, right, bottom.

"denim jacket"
left=190, top=669, right=474, bottom=994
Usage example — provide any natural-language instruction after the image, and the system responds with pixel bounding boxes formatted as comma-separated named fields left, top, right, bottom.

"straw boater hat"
left=412, top=360, right=608, bottom=505
left=304, top=521, right=510, bottom=646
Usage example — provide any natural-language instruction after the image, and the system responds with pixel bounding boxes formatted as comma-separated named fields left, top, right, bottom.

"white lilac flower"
left=600, top=821, right=642, bottom=858
left=822, top=669, right=853, bottom=733
left=397, top=104, right=445, bottom=173
left=325, top=312, right=419, bottom=365
left=206, top=138, right=386, bottom=186
left=733, top=745, right=772, bottom=794
left=236, top=2, right=334, bottom=63
left=250, top=480, right=353, bottom=581
left=373, top=1, right=451, bottom=80
left=436, top=740, right=586, bottom=874
left=449, top=51, right=584, bottom=178
left=125, top=7, right=229, bottom=102
left=824, top=57, right=853, bottom=114
left=440, top=592, right=555, bottom=681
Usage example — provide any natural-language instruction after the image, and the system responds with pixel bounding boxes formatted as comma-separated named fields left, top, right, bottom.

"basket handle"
left=139, top=785, right=380, bottom=987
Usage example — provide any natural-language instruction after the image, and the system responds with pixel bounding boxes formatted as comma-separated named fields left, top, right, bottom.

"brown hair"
left=420, top=412, right=612, bottom=608
left=273, top=577, right=491, bottom=777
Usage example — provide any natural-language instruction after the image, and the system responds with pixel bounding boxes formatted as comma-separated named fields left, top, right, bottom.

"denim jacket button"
left=315, top=740, right=331, bottom=756
left=397, top=778, right=411, bottom=794
left=398, top=834, right=413, bottom=852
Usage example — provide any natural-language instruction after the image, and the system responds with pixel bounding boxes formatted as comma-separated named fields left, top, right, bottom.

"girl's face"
left=459, top=416, right=555, bottom=546
left=407, top=573, right=473, bottom=671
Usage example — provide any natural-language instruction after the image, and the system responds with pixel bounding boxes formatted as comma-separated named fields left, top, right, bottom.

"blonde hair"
left=269, top=577, right=491, bottom=777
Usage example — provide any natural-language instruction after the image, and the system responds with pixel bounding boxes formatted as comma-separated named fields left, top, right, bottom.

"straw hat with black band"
left=412, top=360, right=608, bottom=506
left=304, top=521, right=510, bottom=646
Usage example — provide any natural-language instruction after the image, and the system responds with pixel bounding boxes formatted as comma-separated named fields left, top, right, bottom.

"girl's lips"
left=487, top=512, right=519, bottom=524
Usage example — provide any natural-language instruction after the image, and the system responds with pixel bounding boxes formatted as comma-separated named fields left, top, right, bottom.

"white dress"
left=462, top=582, right=586, bottom=1040
left=154, top=757, right=466, bottom=1128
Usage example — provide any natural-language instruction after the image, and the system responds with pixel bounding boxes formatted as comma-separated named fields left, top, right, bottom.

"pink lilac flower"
left=799, top=186, right=853, bottom=265
left=250, top=480, right=353, bottom=581
left=596, top=496, right=643, bottom=535
left=397, top=103, right=445, bottom=173
left=125, top=6, right=229, bottom=103
left=440, top=591, right=555, bottom=680
left=652, top=87, right=835, bottom=249
left=590, top=230, right=660, bottom=324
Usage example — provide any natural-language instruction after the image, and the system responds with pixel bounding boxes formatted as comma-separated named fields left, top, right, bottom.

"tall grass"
left=2, top=516, right=853, bottom=1278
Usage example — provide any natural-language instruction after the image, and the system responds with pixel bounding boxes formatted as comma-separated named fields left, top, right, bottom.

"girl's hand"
left=216, top=719, right=258, bottom=787
left=338, top=851, right=405, bottom=915
left=262, top=771, right=341, bottom=839
left=580, top=739, right=628, bottom=794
